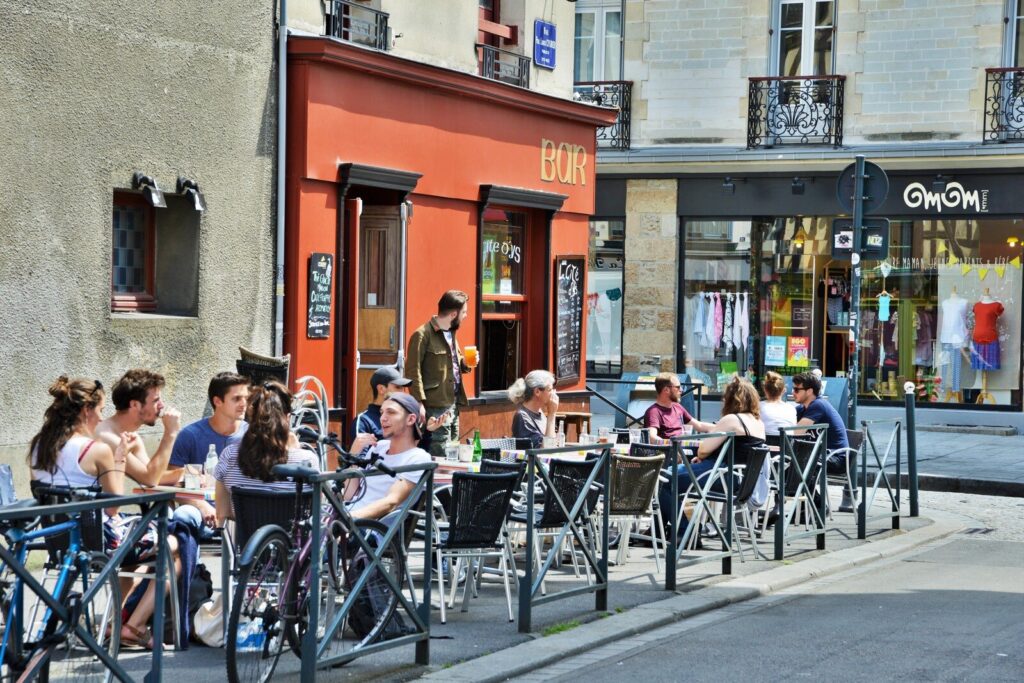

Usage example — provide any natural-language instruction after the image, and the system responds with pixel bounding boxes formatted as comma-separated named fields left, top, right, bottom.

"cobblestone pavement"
left=918, top=490, right=1024, bottom=541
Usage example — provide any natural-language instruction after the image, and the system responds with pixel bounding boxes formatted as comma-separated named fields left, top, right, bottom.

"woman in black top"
left=507, top=370, right=559, bottom=448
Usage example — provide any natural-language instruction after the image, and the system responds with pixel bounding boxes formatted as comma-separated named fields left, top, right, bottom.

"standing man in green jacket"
left=406, top=290, right=473, bottom=458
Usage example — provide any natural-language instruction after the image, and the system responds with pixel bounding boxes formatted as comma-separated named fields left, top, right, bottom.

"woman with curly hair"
left=213, top=381, right=319, bottom=525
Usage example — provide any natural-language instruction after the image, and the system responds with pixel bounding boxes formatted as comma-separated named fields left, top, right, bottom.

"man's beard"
left=449, top=317, right=461, bottom=332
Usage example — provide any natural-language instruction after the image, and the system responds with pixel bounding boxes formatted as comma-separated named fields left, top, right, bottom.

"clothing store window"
left=587, top=219, right=624, bottom=377
left=681, top=220, right=758, bottom=395
left=574, top=0, right=622, bottom=82
left=774, top=0, right=836, bottom=76
left=480, top=208, right=526, bottom=392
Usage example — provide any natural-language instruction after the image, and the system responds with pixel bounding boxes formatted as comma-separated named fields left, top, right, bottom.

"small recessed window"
left=111, top=192, right=157, bottom=312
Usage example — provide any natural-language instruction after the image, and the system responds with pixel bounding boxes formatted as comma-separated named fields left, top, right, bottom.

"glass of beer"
left=464, top=345, right=479, bottom=368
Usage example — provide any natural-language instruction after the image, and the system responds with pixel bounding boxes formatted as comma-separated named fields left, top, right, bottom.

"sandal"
left=121, top=624, right=161, bottom=650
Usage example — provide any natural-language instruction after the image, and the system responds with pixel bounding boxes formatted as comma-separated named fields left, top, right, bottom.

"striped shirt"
left=214, top=442, right=319, bottom=493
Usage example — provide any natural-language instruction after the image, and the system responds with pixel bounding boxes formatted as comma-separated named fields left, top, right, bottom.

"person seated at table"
left=507, top=370, right=559, bottom=448
left=352, top=365, right=446, bottom=454
left=791, top=371, right=855, bottom=512
left=644, top=372, right=713, bottom=441
left=28, top=376, right=183, bottom=650
left=658, top=377, right=767, bottom=544
left=760, top=371, right=797, bottom=439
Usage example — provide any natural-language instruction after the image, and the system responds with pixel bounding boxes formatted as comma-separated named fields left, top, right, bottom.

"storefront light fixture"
left=1008, top=236, right=1020, bottom=248
left=177, top=177, right=206, bottom=212
left=791, top=177, right=806, bottom=195
left=722, top=177, right=736, bottom=194
left=131, top=172, right=167, bottom=208
left=932, top=174, right=948, bottom=194
left=793, top=228, right=809, bottom=250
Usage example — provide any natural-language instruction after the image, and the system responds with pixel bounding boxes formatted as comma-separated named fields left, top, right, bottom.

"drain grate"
left=963, top=527, right=996, bottom=535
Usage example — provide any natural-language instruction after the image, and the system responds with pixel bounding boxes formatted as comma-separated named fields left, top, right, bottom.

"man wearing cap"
left=349, top=393, right=432, bottom=523
left=352, top=366, right=413, bottom=442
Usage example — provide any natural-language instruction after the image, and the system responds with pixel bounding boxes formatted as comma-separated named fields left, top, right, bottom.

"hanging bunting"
left=978, top=267, right=990, bottom=281
left=995, top=265, right=1006, bottom=278
left=961, top=263, right=972, bottom=275
left=948, top=254, right=959, bottom=265
left=1012, top=256, right=1022, bottom=269
left=935, top=243, right=948, bottom=255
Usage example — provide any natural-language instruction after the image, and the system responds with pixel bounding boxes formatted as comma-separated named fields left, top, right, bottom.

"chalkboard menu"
left=307, top=252, right=333, bottom=339
left=553, top=255, right=585, bottom=386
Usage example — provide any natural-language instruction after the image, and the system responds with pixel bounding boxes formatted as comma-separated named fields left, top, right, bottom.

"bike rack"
left=857, top=418, right=902, bottom=539
left=518, top=444, right=611, bottom=633
left=774, top=425, right=829, bottom=560
left=294, top=461, right=436, bottom=681
left=0, top=491, right=175, bottom=683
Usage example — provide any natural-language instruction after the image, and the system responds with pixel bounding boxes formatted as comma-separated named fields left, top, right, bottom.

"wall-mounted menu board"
left=307, top=252, right=333, bottom=339
left=553, top=255, right=585, bottom=386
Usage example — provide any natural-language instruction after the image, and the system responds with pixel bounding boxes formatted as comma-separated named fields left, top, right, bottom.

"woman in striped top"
left=214, top=381, right=318, bottom=526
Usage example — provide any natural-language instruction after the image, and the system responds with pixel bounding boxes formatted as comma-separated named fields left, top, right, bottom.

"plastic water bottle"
left=203, top=444, right=218, bottom=488
left=235, top=618, right=266, bottom=652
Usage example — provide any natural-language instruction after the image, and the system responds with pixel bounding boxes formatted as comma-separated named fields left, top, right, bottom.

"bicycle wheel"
left=37, top=552, right=121, bottom=683
left=226, top=532, right=291, bottom=683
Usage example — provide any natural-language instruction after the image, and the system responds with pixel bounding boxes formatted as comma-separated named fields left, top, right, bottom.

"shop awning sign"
left=534, top=20, right=556, bottom=70
left=831, top=218, right=890, bottom=260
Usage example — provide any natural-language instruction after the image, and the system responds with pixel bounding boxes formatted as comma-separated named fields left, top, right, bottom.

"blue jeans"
left=172, top=505, right=215, bottom=541
left=658, top=458, right=719, bottom=541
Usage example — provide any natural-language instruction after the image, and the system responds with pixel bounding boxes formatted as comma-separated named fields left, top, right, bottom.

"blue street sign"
left=534, top=20, right=556, bottom=70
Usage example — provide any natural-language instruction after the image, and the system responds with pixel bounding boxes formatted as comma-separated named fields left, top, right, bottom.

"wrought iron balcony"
left=478, top=44, right=530, bottom=89
left=574, top=81, right=632, bottom=150
left=983, top=68, right=1024, bottom=143
left=325, top=0, right=389, bottom=51
left=747, top=75, right=845, bottom=148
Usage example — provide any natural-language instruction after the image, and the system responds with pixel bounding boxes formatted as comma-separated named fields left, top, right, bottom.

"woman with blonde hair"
left=507, top=370, right=559, bottom=448
left=759, top=371, right=797, bottom=438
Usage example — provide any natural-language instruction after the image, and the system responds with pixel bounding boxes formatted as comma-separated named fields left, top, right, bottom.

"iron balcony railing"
left=747, top=75, right=846, bottom=148
left=983, top=67, right=1024, bottom=143
left=325, top=0, right=389, bottom=51
left=574, top=81, right=632, bottom=150
left=478, top=43, right=530, bottom=88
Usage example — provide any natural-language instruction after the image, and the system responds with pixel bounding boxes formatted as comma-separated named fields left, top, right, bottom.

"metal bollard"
left=903, top=382, right=919, bottom=517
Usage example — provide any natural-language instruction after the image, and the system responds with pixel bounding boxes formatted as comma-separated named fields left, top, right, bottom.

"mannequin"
left=971, top=287, right=1003, bottom=405
left=939, top=286, right=969, bottom=401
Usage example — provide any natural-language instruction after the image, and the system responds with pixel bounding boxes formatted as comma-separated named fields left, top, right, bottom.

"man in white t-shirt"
left=349, top=392, right=431, bottom=522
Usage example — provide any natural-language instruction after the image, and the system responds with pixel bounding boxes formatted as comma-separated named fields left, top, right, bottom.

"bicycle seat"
left=272, top=464, right=319, bottom=481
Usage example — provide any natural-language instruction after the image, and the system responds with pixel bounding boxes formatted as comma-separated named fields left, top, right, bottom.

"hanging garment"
left=693, top=292, right=709, bottom=348
left=972, top=301, right=1004, bottom=344
left=878, top=293, right=891, bottom=322
left=914, top=309, right=935, bottom=366
left=942, top=342, right=963, bottom=392
left=723, top=293, right=734, bottom=352
left=733, top=292, right=749, bottom=352
left=712, top=293, right=723, bottom=348
left=827, top=296, right=843, bottom=324
left=939, top=297, right=968, bottom=345
left=970, top=340, right=1001, bottom=370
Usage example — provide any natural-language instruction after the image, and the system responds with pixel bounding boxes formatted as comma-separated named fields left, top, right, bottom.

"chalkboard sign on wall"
left=553, top=255, right=585, bottom=386
left=307, top=252, right=333, bottom=339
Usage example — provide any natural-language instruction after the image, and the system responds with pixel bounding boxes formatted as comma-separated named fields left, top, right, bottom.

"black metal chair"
left=701, top=445, right=772, bottom=560
left=607, top=453, right=665, bottom=570
left=435, top=471, right=520, bottom=623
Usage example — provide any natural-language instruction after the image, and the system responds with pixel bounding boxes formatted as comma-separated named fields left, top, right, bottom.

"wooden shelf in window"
left=481, top=293, right=526, bottom=302
left=481, top=313, right=519, bottom=321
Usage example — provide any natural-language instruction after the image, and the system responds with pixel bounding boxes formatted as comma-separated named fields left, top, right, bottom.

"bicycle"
left=0, top=485, right=121, bottom=683
left=225, top=431, right=410, bottom=683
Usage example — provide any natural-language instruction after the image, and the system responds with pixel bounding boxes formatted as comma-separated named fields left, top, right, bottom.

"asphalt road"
left=519, top=534, right=1024, bottom=682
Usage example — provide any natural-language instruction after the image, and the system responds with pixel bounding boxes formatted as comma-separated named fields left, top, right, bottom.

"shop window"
left=110, top=190, right=200, bottom=316
left=586, top=219, right=624, bottom=377
left=1006, top=0, right=1024, bottom=66
left=479, top=209, right=526, bottom=391
left=574, top=1, right=622, bottom=82
left=773, top=0, right=835, bottom=76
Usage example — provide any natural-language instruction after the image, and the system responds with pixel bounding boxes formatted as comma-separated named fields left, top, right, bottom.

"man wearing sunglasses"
left=792, top=371, right=855, bottom=512
left=644, top=372, right=713, bottom=440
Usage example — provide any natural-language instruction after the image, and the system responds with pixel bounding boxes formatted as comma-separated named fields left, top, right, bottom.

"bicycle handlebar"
left=33, top=484, right=121, bottom=501
left=292, top=427, right=399, bottom=477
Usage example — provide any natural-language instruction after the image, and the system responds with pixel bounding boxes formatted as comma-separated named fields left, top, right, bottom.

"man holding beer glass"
left=406, top=290, right=477, bottom=458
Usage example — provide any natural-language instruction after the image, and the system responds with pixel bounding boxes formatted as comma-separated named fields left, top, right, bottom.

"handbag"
left=192, top=594, right=224, bottom=647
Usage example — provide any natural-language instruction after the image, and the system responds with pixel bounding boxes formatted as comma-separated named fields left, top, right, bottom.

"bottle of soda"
left=472, top=429, right=483, bottom=462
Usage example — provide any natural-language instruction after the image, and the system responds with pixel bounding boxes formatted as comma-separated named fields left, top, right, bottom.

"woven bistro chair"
left=435, top=471, right=520, bottom=623
left=607, top=453, right=666, bottom=570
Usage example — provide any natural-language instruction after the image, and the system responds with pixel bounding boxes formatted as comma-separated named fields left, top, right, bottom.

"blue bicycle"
left=0, top=485, right=121, bottom=683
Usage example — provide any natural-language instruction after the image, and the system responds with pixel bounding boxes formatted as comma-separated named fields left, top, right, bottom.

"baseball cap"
left=383, top=392, right=424, bottom=437
left=370, top=366, right=412, bottom=394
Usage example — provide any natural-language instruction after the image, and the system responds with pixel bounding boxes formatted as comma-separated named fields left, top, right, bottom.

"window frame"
left=586, top=217, right=626, bottom=378
left=1003, top=0, right=1024, bottom=67
left=479, top=208, right=529, bottom=393
left=770, top=0, right=837, bottom=77
left=110, top=191, right=157, bottom=313
left=573, top=1, right=623, bottom=83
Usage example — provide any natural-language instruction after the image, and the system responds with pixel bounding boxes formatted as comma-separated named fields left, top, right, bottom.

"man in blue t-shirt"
left=793, top=371, right=856, bottom=511
left=352, top=366, right=412, bottom=442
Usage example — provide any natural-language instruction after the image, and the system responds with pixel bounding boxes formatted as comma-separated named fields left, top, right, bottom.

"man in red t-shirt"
left=644, top=372, right=712, bottom=439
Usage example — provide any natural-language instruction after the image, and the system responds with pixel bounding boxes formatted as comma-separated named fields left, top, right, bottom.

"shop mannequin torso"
left=972, top=291, right=1003, bottom=344
left=940, top=292, right=968, bottom=345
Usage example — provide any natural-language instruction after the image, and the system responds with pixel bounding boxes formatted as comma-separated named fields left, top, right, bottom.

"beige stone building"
left=578, top=0, right=1024, bottom=428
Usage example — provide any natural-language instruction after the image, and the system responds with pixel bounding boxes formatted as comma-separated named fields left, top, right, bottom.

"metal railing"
left=747, top=75, right=846, bottom=148
left=857, top=418, right=902, bottom=539
left=773, top=424, right=830, bottom=560
left=574, top=81, right=633, bottom=150
left=325, top=0, right=390, bottom=52
left=983, top=67, right=1024, bottom=143
left=478, top=43, right=531, bottom=88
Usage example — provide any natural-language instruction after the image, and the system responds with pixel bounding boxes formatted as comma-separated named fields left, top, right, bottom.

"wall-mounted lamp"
left=177, top=177, right=206, bottom=212
left=932, top=174, right=948, bottom=194
left=132, top=172, right=167, bottom=208
left=791, top=177, right=806, bottom=195
left=793, top=228, right=809, bottom=250
left=1008, top=236, right=1020, bottom=248
left=722, top=177, right=736, bottom=194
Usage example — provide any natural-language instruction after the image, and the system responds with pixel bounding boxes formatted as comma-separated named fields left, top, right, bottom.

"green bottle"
left=472, top=429, right=483, bottom=462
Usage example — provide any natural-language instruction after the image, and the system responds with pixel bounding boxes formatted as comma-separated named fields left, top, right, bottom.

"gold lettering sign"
left=540, top=138, right=587, bottom=186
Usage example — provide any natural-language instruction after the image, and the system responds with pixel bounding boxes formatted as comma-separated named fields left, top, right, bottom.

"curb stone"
left=419, top=515, right=962, bottom=682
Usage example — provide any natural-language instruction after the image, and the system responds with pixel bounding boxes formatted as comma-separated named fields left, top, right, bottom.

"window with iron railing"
left=325, top=0, right=389, bottom=51
left=478, top=44, right=530, bottom=88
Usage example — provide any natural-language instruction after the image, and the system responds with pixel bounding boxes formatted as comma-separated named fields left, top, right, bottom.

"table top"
left=133, top=485, right=215, bottom=502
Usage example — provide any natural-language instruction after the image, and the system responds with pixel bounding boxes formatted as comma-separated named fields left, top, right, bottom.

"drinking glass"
left=464, top=345, right=479, bottom=368
left=183, top=464, right=201, bottom=490
left=628, top=428, right=642, bottom=444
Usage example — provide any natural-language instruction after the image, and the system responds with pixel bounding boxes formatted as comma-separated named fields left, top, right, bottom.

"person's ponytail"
left=29, top=377, right=104, bottom=474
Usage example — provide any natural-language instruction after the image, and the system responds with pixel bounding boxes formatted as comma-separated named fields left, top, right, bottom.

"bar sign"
left=534, top=20, right=556, bottom=70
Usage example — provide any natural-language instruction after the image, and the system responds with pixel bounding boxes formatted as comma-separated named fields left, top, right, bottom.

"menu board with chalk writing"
left=553, top=255, right=585, bottom=386
left=307, top=252, right=333, bottom=339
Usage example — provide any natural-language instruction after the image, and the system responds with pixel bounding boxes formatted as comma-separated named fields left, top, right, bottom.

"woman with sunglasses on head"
left=28, top=376, right=182, bottom=650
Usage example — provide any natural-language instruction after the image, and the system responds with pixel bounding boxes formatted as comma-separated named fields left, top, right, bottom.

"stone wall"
left=622, top=179, right=678, bottom=373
